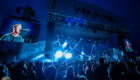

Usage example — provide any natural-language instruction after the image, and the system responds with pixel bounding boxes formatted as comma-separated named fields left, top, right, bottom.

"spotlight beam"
left=90, top=44, right=95, bottom=60
left=63, top=49, right=68, bottom=54
left=57, top=35, right=60, bottom=46
left=69, top=39, right=82, bottom=52
left=75, top=48, right=82, bottom=52
left=62, top=38, right=74, bottom=48
left=32, top=54, right=44, bottom=61
left=62, top=41, right=67, bottom=48
left=82, top=47, right=84, bottom=53
left=69, top=45, right=72, bottom=50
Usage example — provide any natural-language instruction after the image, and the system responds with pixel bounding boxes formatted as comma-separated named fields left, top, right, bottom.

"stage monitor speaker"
left=0, top=41, right=23, bottom=61
left=45, top=22, right=55, bottom=58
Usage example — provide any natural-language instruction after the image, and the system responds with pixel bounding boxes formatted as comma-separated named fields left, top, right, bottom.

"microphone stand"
left=22, top=31, right=28, bottom=42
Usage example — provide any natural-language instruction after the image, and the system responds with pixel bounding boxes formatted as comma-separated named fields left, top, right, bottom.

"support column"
left=45, top=22, right=55, bottom=58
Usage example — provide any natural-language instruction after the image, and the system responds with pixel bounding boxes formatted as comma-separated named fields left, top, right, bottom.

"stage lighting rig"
left=48, top=12, right=127, bottom=43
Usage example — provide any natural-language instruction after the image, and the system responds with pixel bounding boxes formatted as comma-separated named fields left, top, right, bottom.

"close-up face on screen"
left=123, top=39, right=133, bottom=52
left=0, top=18, right=40, bottom=43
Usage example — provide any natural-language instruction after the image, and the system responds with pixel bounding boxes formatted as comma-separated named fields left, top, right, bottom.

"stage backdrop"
left=54, top=0, right=127, bottom=30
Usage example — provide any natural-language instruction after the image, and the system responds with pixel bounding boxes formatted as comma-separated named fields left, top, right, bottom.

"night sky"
left=78, top=0, right=140, bottom=54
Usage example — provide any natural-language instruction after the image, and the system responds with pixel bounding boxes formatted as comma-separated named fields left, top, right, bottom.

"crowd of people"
left=0, top=56, right=140, bottom=80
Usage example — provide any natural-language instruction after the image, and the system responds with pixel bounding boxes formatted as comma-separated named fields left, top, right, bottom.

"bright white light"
left=44, top=59, right=52, bottom=62
left=63, top=50, right=68, bottom=53
left=33, top=54, right=44, bottom=60
left=62, top=42, right=67, bottom=48
left=89, top=57, right=91, bottom=60
left=55, top=51, right=63, bottom=58
left=53, top=41, right=58, bottom=44
left=81, top=51, right=84, bottom=55
left=65, top=53, right=72, bottom=59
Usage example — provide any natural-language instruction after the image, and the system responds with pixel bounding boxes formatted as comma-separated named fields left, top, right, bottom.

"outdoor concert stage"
left=0, top=0, right=136, bottom=62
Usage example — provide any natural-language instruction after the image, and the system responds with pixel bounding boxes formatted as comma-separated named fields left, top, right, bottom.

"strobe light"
left=65, top=53, right=72, bottom=59
left=55, top=51, right=63, bottom=58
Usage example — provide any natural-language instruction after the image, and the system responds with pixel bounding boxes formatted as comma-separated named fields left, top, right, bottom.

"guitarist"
left=102, top=53, right=106, bottom=58
left=91, top=54, right=96, bottom=60
left=102, top=53, right=110, bottom=60
left=105, top=54, right=110, bottom=60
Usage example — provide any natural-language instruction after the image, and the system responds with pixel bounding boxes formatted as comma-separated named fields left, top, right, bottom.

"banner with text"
left=54, top=0, right=127, bottom=30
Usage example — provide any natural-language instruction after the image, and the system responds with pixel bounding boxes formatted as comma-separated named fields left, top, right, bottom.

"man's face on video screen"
left=14, top=25, right=21, bottom=33
left=126, top=41, right=130, bottom=48
left=13, top=24, right=22, bottom=34
left=12, top=24, right=22, bottom=37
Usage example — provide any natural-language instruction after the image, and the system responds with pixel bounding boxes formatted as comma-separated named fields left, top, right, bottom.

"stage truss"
left=47, top=0, right=128, bottom=44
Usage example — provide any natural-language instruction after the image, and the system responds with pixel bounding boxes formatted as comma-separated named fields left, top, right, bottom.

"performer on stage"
left=0, top=24, right=23, bottom=42
left=101, top=53, right=110, bottom=60
left=105, top=54, right=110, bottom=60
left=91, top=53, right=96, bottom=60
left=101, top=53, right=106, bottom=58
left=76, top=54, right=81, bottom=60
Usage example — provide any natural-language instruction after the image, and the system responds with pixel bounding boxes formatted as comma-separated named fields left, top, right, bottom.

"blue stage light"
left=81, top=51, right=84, bottom=55
left=68, top=23, right=71, bottom=26
left=53, top=41, right=58, bottom=44
left=44, top=59, right=52, bottom=62
left=76, top=23, right=78, bottom=26
left=65, top=53, right=72, bottom=59
left=65, top=18, right=74, bottom=25
left=55, top=51, right=63, bottom=58
left=75, top=18, right=84, bottom=24
left=33, top=54, right=44, bottom=60
left=62, top=42, right=67, bottom=48
left=89, top=57, right=91, bottom=60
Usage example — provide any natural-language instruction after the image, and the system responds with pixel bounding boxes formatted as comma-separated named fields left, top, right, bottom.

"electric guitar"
left=92, top=55, right=96, bottom=59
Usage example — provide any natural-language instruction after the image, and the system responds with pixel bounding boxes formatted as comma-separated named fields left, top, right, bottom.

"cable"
left=37, top=42, right=46, bottom=53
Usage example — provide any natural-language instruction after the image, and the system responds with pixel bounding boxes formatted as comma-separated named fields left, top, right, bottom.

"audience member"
left=73, top=76, right=80, bottom=80
left=63, top=66, right=74, bottom=80
left=11, top=61, right=27, bottom=80
left=45, top=65, right=57, bottom=80
left=27, top=62, right=36, bottom=80
left=56, top=65, right=64, bottom=80
left=93, top=58, right=110, bottom=80
left=85, top=69, right=92, bottom=80
left=79, top=75, right=88, bottom=80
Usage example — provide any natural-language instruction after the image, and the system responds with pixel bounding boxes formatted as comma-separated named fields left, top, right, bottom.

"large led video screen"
left=0, top=18, right=40, bottom=43
left=123, top=39, right=134, bottom=52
